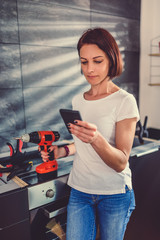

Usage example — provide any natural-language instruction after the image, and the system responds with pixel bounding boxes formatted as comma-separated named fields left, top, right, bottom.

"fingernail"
left=74, top=120, right=78, bottom=124
left=67, top=123, right=70, bottom=126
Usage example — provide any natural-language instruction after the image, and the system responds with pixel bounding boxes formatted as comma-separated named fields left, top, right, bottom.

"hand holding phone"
left=59, top=109, right=82, bottom=133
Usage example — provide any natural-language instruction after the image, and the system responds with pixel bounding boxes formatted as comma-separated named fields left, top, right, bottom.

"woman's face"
left=80, top=44, right=110, bottom=86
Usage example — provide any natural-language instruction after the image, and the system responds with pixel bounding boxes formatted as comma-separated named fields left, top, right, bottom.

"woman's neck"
left=85, top=81, right=120, bottom=100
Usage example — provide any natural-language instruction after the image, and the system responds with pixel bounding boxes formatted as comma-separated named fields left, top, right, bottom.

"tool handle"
left=40, top=145, right=54, bottom=161
left=7, top=143, right=14, bottom=156
left=16, top=139, right=23, bottom=153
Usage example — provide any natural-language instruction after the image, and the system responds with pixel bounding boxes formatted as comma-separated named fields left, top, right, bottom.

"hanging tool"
left=137, top=116, right=149, bottom=144
left=0, top=139, right=32, bottom=181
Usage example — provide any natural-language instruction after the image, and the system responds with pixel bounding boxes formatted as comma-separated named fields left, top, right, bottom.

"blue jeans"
left=66, top=187, right=135, bottom=240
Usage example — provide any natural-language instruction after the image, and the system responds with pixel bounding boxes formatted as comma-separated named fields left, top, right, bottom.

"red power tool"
left=15, top=131, right=60, bottom=181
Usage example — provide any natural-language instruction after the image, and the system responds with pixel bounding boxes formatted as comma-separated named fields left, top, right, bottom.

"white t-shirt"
left=67, top=89, right=140, bottom=194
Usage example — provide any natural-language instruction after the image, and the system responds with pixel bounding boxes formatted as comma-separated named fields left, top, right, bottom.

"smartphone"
left=59, top=109, right=82, bottom=133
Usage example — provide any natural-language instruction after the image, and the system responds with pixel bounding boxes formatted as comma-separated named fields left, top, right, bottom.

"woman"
left=41, top=28, right=140, bottom=240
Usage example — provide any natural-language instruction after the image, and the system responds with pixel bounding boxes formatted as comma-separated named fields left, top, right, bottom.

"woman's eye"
left=81, top=61, right=87, bottom=65
left=81, top=60, right=103, bottom=65
left=95, top=60, right=102, bottom=64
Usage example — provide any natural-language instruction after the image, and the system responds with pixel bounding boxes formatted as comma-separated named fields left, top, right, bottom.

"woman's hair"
left=77, top=28, right=123, bottom=79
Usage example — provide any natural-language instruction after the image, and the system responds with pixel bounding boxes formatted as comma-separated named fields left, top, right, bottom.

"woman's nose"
left=87, top=62, right=94, bottom=73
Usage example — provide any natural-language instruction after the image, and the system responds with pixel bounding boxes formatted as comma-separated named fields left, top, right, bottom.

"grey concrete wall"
left=0, top=0, right=140, bottom=153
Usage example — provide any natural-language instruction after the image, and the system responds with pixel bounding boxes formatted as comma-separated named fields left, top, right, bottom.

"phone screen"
left=59, top=109, right=82, bottom=133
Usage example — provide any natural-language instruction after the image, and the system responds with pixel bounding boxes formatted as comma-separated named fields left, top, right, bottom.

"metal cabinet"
left=0, top=187, right=31, bottom=240
left=125, top=149, right=160, bottom=240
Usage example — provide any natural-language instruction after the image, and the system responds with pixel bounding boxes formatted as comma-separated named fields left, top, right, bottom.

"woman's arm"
left=69, top=118, right=137, bottom=172
left=58, top=143, right=76, bottom=158
left=40, top=143, right=76, bottom=162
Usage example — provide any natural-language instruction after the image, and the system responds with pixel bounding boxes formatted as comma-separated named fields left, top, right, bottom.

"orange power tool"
left=15, top=131, right=60, bottom=181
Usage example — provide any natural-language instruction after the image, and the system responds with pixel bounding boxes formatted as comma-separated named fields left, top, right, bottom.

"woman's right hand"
left=39, top=143, right=76, bottom=162
left=39, top=145, right=59, bottom=162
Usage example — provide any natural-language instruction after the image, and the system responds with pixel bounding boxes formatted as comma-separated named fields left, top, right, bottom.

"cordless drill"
left=15, top=131, right=60, bottom=181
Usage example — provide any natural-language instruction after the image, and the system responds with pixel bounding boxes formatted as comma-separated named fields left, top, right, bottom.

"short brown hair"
left=77, top=28, right=123, bottom=79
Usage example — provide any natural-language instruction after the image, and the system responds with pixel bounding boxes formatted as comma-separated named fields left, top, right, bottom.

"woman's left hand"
left=68, top=120, right=98, bottom=144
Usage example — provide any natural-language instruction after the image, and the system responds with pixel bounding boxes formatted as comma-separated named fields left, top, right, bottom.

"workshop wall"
left=0, top=0, right=141, bottom=153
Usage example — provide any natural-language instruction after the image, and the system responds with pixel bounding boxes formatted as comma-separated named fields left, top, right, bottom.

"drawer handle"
left=43, top=206, right=67, bottom=219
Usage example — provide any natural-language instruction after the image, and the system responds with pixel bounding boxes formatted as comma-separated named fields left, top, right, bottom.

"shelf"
left=149, top=36, right=160, bottom=86
left=148, top=83, right=160, bottom=86
left=149, top=53, right=160, bottom=56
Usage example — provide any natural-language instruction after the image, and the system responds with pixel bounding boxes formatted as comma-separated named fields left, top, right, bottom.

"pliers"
left=0, top=139, right=32, bottom=181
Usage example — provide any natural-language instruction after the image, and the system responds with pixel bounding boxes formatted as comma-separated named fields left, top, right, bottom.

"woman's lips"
left=87, top=75, right=98, bottom=79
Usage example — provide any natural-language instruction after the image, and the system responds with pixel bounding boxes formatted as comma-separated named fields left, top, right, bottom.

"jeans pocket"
left=124, top=188, right=136, bottom=226
left=125, top=204, right=135, bottom=225
left=125, top=185, right=131, bottom=192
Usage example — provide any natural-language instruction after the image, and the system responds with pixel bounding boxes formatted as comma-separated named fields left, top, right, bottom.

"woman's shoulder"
left=118, top=89, right=136, bottom=101
left=72, top=92, right=84, bottom=105
left=118, top=89, right=139, bottom=114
